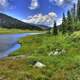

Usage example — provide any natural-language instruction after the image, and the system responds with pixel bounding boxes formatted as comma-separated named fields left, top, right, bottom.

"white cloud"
left=0, top=0, right=8, bottom=7
left=22, top=12, right=57, bottom=27
left=49, top=0, right=64, bottom=6
left=29, top=0, right=39, bottom=10
left=49, top=0, right=77, bottom=6
left=56, top=18, right=62, bottom=25
left=0, top=0, right=15, bottom=11
left=55, top=0, right=64, bottom=5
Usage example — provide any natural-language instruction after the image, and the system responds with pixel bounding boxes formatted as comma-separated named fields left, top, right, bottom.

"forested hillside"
left=0, top=13, right=45, bottom=30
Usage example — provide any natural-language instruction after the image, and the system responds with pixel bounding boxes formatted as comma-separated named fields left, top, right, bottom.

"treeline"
left=48, top=0, right=80, bottom=35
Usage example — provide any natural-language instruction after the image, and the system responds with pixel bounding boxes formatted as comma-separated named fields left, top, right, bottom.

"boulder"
left=33, top=61, right=46, bottom=68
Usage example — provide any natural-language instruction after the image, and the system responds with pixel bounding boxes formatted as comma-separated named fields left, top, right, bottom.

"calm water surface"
left=0, top=33, right=40, bottom=58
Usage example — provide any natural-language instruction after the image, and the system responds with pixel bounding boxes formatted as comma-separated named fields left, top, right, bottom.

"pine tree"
left=77, top=0, right=80, bottom=20
left=71, top=4, right=76, bottom=21
left=67, top=10, right=73, bottom=34
left=53, top=20, right=58, bottom=35
left=71, top=4, right=77, bottom=31
left=47, top=28, right=51, bottom=34
left=73, top=4, right=76, bottom=17
left=61, top=13, right=67, bottom=34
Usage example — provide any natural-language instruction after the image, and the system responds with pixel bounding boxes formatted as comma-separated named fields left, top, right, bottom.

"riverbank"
left=0, top=28, right=42, bottom=34
left=0, top=31, right=44, bottom=59
left=0, top=31, right=80, bottom=80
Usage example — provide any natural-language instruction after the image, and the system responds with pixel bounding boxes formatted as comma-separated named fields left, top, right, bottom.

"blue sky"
left=0, top=0, right=77, bottom=26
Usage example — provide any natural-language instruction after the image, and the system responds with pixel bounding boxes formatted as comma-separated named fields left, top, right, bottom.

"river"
left=0, top=33, right=40, bottom=59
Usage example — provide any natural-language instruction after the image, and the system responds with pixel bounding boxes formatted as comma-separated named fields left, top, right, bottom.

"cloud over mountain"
left=23, top=12, right=57, bottom=27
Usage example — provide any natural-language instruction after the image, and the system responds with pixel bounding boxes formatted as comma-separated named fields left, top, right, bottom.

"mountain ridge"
left=0, top=13, right=48, bottom=30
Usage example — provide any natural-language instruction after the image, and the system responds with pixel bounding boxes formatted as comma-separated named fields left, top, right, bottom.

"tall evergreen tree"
left=73, top=3, right=76, bottom=17
left=77, top=0, right=80, bottom=20
left=71, top=4, right=77, bottom=31
left=61, top=13, right=67, bottom=34
left=67, top=10, right=73, bottom=34
left=47, top=28, right=51, bottom=34
left=53, top=20, right=58, bottom=35
left=71, top=4, right=76, bottom=21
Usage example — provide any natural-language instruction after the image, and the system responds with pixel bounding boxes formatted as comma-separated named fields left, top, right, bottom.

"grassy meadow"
left=0, top=28, right=41, bottom=34
left=0, top=1, right=80, bottom=79
left=0, top=29, right=80, bottom=80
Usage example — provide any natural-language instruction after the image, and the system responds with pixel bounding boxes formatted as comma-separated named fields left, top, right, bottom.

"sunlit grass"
left=0, top=29, right=80, bottom=79
left=0, top=28, right=42, bottom=34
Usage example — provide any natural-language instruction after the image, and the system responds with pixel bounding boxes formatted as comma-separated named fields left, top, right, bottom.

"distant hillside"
left=0, top=13, right=46, bottom=30
left=30, top=24, right=50, bottom=30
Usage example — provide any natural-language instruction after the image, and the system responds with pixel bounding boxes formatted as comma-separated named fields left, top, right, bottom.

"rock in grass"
left=33, top=61, right=46, bottom=68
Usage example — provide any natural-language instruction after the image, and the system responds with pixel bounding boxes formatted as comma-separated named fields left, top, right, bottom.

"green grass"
left=0, top=28, right=42, bottom=34
left=0, top=30, right=80, bottom=80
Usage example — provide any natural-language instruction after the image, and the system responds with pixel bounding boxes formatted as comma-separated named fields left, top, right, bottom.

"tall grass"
left=0, top=30, right=80, bottom=80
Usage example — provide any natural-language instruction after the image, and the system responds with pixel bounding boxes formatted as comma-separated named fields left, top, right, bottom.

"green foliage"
left=71, top=4, right=76, bottom=21
left=73, top=20, right=80, bottom=31
left=69, top=31, right=80, bottom=42
left=61, top=10, right=74, bottom=34
left=61, top=0, right=80, bottom=34
left=0, top=31, right=80, bottom=80
left=67, top=10, right=73, bottom=33
left=77, top=0, right=80, bottom=21
left=1, top=1, right=80, bottom=79
left=47, top=28, right=51, bottom=34
left=0, top=28, right=42, bottom=34
left=61, top=13, right=67, bottom=34
left=53, top=20, right=58, bottom=35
